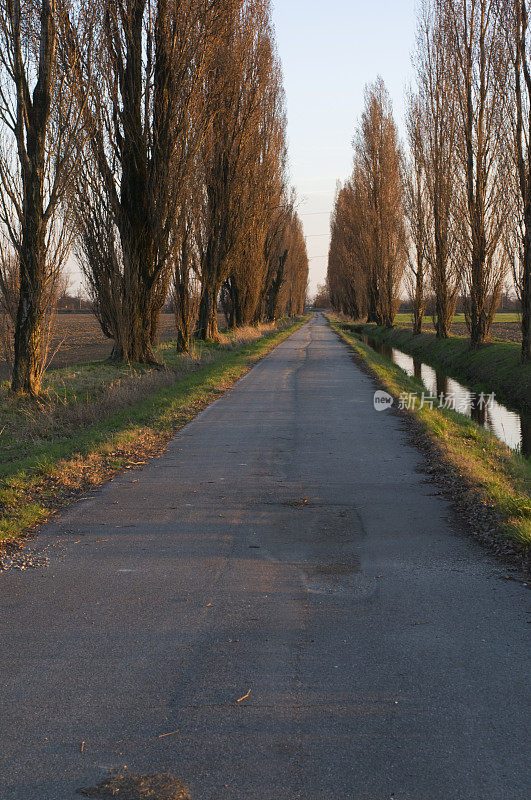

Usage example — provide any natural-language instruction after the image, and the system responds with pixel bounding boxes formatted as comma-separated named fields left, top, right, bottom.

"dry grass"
left=2, top=362, right=192, bottom=458
left=1, top=322, right=283, bottom=461
left=218, top=320, right=279, bottom=348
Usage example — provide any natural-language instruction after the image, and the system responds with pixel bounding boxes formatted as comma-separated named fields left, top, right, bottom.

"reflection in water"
left=358, top=333, right=529, bottom=456
left=522, top=415, right=531, bottom=458
left=436, top=372, right=447, bottom=401
left=470, top=394, right=487, bottom=427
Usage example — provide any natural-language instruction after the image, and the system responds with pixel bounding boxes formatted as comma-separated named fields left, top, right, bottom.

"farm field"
left=0, top=313, right=208, bottom=382
left=394, top=312, right=522, bottom=343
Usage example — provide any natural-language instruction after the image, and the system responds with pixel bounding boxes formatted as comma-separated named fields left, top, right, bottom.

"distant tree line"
left=328, top=0, right=530, bottom=363
left=0, top=0, right=308, bottom=395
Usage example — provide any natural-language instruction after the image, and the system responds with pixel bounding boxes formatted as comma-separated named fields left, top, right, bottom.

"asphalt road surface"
left=1, top=315, right=529, bottom=800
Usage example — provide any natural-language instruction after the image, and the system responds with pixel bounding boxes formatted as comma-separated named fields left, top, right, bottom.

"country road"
left=1, top=314, right=529, bottom=800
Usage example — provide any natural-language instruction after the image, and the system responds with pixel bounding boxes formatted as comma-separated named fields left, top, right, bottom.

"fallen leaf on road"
left=158, top=730, right=180, bottom=739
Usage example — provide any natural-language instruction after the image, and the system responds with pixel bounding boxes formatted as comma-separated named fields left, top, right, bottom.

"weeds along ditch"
left=328, top=317, right=531, bottom=554
left=351, top=325, right=529, bottom=457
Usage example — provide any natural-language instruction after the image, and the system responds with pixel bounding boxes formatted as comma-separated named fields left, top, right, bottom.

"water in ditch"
left=358, top=333, right=529, bottom=457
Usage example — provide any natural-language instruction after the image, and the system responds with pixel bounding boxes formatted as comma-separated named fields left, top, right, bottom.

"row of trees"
left=328, top=0, right=530, bottom=362
left=328, top=79, right=406, bottom=327
left=0, top=0, right=308, bottom=395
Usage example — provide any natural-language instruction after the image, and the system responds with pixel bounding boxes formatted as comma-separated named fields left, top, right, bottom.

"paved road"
left=1, top=315, right=529, bottom=800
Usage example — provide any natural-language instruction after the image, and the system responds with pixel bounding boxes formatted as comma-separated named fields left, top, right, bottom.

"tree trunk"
left=469, top=304, right=488, bottom=348
left=412, top=256, right=424, bottom=335
left=109, top=341, right=124, bottom=360
left=11, top=221, right=46, bottom=395
left=10, top=0, right=55, bottom=396
left=411, top=235, right=425, bottom=335
left=127, top=294, right=158, bottom=363
left=469, top=247, right=488, bottom=348
left=434, top=284, right=451, bottom=338
left=367, top=275, right=380, bottom=324
left=175, top=282, right=191, bottom=352
left=265, top=250, right=287, bottom=321
left=113, top=270, right=160, bottom=364
left=522, top=210, right=531, bottom=363
left=196, top=282, right=219, bottom=340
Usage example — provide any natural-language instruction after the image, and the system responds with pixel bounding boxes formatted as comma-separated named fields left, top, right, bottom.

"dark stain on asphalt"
left=77, top=771, right=191, bottom=800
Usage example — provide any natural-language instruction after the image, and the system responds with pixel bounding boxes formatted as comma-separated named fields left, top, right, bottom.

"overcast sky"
left=272, top=0, right=418, bottom=295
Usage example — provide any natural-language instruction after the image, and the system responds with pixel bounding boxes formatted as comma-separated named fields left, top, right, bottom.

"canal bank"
left=352, top=328, right=529, bottom=457
left=345, top=322, right=530, bottom=416
left=328, top=316, right=531, bottom=557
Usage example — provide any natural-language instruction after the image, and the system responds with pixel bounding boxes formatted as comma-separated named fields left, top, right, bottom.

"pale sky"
left=272, top=0, right=418, bottom=295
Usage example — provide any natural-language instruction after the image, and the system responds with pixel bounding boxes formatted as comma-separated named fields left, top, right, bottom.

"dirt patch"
left=77, top=772, right=191, bottom=800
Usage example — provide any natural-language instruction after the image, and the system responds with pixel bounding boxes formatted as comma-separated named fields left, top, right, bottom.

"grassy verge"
left=328, top=317, right=531, bottom=554
left=0, top=318, right=309, bottom=544
left=343, top=322, right=530, bottom=412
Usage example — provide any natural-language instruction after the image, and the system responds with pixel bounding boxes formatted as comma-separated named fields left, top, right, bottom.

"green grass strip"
left=0, top=318, right=308, bottom=543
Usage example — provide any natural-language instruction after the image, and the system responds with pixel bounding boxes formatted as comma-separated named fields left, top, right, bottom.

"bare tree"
left=503, top=0, right=531, bottom=362
left=71, top=0, right=230, bottom=362
left=260, top=197, right=295, bottom=321
left=223, top=54, right=289, bottom=328
left=281, top=211, right=308, bottom=316
left=0, top=0, right=90, bottom=394
left=414, top=1, right=461, bottom=337
left=169, top=0, right=305, bottom=343
left=328, top=182, right=365, bottom=319
left=355, top=78, right=407, bottom=327
left=405, top=91, right=428, bottom=334
left=172, top=194, right=202, bottom=352
left=312, top=281, right=331, bottom=310
left=195, top=0, right=279, bottom=339
left=328, top=81, right=407, bottom=327
left=443, top=0, right=510, bottom=346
